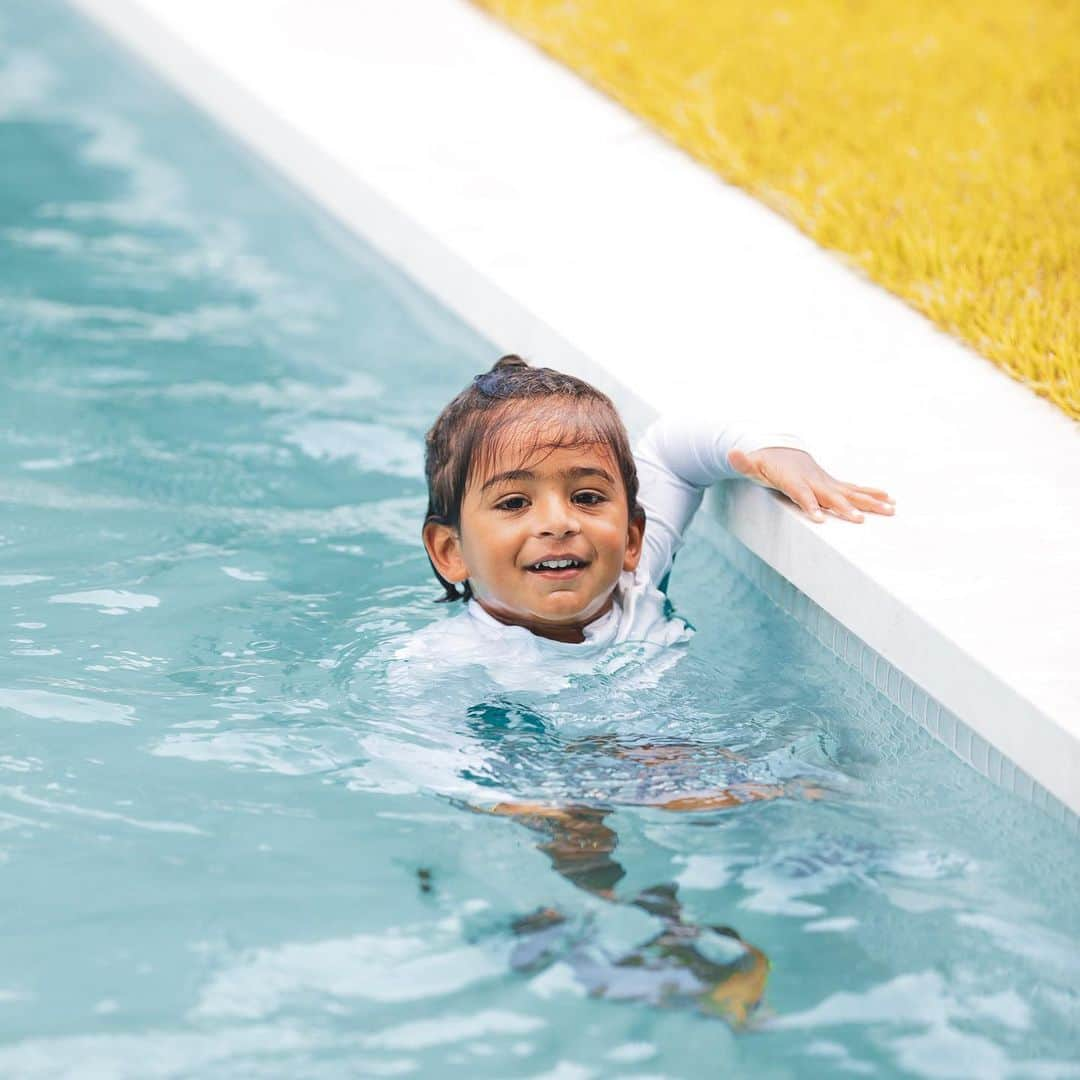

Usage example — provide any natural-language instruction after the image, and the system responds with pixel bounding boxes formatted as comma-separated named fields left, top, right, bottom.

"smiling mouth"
left=525, top=557, right=589, bottom=574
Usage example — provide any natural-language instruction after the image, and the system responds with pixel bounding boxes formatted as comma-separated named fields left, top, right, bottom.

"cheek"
left=593, top=518, right=629, bottom=558
left=459, top=514, right=521, bottom=570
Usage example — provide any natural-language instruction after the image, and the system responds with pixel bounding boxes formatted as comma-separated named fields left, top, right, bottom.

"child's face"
left=425, top=428, right=643, bottom=642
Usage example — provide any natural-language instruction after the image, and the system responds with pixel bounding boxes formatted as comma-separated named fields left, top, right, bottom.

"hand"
left=727, top=446, right=894, bottom=524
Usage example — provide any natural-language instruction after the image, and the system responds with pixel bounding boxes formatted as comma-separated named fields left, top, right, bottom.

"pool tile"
left=954, top=722, right=972, bottom=763
left=874, top=657, right=889, bottom=692
left=912, top=686, right=928, bottom=725
left=845, top=632, right=859, bottom=665
left=860, top=646, right=875, bottom=681
left=887, top=666, right=901, bottom=704
left=794, top=591, right=808, bottom=623
left=1014, top=770, right=1034, bottom=802
left=938, top=707, right=957, bottom=748
left=899, top=676, right=913, bottom=714
left=925, top=699, right=941, bottom=737
left=1000, top=756, right=1017, bottom=794
left=968, top=732, right=988, bottom=776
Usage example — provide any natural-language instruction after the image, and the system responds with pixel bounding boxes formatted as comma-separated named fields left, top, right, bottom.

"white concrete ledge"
left=73, top=0, right=1080, bottom=815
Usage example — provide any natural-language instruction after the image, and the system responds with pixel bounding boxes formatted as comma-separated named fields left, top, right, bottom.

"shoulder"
left=386, top=602, right=532, bottom=694
left=391, top=608, right=469, bottom=660
left=613, top=570, right=694, bottom=648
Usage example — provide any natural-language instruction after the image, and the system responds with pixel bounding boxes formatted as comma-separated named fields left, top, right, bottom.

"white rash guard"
left=634, top=414, right=807, bottom=591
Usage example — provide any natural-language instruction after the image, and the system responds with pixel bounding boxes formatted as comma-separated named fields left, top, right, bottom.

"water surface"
left=0, top=4, right=1077, bottom=1077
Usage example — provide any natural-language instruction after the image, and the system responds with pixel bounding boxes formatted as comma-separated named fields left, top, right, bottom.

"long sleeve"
left=634, top=415, right=808, bottom=588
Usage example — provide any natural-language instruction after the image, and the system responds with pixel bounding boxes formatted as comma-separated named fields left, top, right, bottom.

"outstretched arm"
left=635, top=415, right=894, bottom=585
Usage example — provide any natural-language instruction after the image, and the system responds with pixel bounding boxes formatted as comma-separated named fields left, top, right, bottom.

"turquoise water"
left=1, top=3, right=1078, bottom=1077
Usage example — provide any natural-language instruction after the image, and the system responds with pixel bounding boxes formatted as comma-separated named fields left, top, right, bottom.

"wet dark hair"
left=424, top=355, right=643, bottom=602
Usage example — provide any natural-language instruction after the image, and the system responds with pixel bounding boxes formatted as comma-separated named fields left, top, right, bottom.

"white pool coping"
left=73, top=0, right=1080, bottom=817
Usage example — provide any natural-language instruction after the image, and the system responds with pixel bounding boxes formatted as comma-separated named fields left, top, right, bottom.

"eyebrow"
left=480, top=466, right=616, bottom=493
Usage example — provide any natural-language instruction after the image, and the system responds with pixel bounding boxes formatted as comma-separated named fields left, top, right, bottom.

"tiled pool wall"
left=712, top=527, right=1080, bottom=836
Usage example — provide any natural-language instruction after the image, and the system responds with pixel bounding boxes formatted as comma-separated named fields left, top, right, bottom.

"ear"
left=622, top=510, right=645, bottom=573
left=423, top=520, right=469, bottom=584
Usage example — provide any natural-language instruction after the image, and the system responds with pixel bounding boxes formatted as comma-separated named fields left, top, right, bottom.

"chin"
left=537, top=594, right=608, bottom=622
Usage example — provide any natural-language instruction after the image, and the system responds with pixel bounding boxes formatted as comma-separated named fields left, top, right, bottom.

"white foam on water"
left=673, top=853, right=734, bottom=890
left=0, top=1023, right=355, bottom=1080
left=0, top=574, right=51, bottom=586
left=528, top=963, right=584, bottom=1001
left=5, top=296, right=259, bottom=344
left=49, top=589, right=159, bottom=611
left=0, top=52, right=53, bottom=116
left=162, top=372, right=382, bottom=409
left=3, top=788, right=205, bottom=836
left=605, top=1042, right=657, bottom=1064
left=284, top=419, right=423, bottom=478
left=768, top=971, right=964, bottom=1029
left=150, top=729, right=343, bottom=775
left=529, top=1063, right=597, bottom=1080
left=193, top=926, right=505, bottom=1018
left=21, top=451, right=108, bottom=471
left=955, top=912, right=1080, bottom=982
left=803, top=916, right=859, bottom=933
left=0, top=688, right=135, bottom=725
left=221, top=566, right=267, bottom=581
left=225, top=495, right=425, bottom=545
left=892, top=1024, right=1012, bottom=1080
left=806, top=1040, right=876, bottom=1076
left=363, top=1009, right=543, bottom=1051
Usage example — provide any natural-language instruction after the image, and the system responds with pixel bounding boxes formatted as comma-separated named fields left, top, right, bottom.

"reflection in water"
left=494, top=805, right=770, bottom=1025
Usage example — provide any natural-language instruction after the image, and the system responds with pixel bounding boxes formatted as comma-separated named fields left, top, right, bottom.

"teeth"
left=534, top=558, right=580, bottom=570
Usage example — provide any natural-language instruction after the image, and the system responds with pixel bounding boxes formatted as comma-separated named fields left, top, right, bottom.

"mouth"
left=524, top=556, right=590, bottom=579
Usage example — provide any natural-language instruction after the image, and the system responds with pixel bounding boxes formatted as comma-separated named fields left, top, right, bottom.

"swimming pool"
left=1, top=3, right=1078, bottom=1076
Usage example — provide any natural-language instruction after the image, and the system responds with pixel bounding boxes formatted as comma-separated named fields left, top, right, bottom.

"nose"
left=534, top=492, right=581, bottom=538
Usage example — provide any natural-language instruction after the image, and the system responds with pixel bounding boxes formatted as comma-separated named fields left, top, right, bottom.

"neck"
left=475, top=594, right=615, bottom=644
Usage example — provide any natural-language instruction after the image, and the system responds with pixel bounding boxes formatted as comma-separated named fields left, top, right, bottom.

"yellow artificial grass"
left=473, top=0, right=1080, bottom=418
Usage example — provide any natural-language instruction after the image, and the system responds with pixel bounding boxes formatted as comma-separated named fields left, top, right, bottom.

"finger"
left=843, top=483, right=894, bottom=504
left=847, top=489, right=895, bottom=515
left=786, top=481, right=825, bottom=522
left=727, top=447, right=761, bottom=480
left=818, top=488, right=864, bottom=522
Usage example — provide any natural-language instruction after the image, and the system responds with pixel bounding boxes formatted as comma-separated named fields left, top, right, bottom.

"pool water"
left=1, top=3, right=1078, bottom=1077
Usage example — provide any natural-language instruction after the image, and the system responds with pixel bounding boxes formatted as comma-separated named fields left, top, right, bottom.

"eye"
left=573, top=491, right=607, bottom=506
left=496, top=495, right=529, bottom=511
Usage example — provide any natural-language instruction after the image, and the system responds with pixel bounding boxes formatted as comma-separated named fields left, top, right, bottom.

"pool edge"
left=710, top=522, right=1079, bottom=836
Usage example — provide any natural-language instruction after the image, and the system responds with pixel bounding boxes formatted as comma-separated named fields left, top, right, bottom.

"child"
left=408, top=354, right=893, bottom=1022
left=421, top=354, right=892, bottom=651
